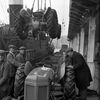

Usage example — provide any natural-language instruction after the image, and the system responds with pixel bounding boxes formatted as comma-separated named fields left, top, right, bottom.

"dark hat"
left=19, top=46, right=26, bottom=50
left=8, top=45, right=16, bottom=49
left=0, top=50, right=5, bottom=55
left=66, top=47, right=73, bottom=53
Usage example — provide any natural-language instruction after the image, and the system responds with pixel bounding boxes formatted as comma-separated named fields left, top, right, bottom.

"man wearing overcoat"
left=66, top=48, right=92, bottom=100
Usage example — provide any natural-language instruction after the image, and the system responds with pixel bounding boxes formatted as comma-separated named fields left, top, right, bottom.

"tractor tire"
left=64, top=67, right=76, bottom=100
left=44, top=7, right=58, bottom=39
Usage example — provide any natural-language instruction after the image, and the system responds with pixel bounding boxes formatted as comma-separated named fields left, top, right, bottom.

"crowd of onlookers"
left=0, top=44, right=33, bottom=100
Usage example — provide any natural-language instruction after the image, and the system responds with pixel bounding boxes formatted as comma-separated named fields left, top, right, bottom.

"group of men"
left=0, top=44, right=32, bottom=100
left=0, top=44, right=93, bottom=100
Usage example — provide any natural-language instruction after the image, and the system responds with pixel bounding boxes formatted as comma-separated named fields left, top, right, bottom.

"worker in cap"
left=8, top=44, right=16, bottom=59
left=0, top=50, right=11, bottom=99
left=7, top=44, right=19, bottom=67
left=19, top=46, right=26, bottom=50
left=6, top=45, right=21, bottom=96
left=65, top=47, right=92, bottom=100
left=16, top=46, right=26, bottom=64
left=14, top=46, right=26, bottom=98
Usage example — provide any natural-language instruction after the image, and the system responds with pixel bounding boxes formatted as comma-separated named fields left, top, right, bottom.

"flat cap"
left=0, top=50, right=5, bottom=55
left=8, top=45, right=16, bottom=49
left=66, top=47, right=73, bottom=53
left=19, top=46, right=26, bottom=50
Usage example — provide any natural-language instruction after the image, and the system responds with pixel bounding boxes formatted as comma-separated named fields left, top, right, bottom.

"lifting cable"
left=31, top=0, right=36, bottom=12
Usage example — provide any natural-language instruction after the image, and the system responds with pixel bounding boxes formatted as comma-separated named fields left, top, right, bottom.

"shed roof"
left=68, top=0, right=99, bottom=39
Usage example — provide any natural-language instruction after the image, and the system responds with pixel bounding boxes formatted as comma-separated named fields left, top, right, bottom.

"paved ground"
left=87, top=95, right=100, bottom=100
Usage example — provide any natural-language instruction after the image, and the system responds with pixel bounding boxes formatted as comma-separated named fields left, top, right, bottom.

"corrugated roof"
left=68, top=0, right=99, bottom=39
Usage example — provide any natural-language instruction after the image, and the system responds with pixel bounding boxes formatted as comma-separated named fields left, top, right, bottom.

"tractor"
left=14, top=5, right=76, bottom=99
left=0, top=0, right=76, bottom=99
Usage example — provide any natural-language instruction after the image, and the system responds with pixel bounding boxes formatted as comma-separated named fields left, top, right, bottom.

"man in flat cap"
left=6, top=45, right=21, bottom=96
left=0, top=50, right=11, bottom=99
left=14, top=46, right=26, bottom=98
left=66, top=47, right=92, bottom=100
left=7, top=45, right=20, bottom=66
left=16, top=46, right=26, bottom=64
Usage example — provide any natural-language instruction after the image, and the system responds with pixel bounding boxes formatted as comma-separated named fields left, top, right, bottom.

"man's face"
left=10, top=48, right=15, bottom=53
left=20, top=49, right=25, bottom=55
left=67, top=51, right=73, bottom=57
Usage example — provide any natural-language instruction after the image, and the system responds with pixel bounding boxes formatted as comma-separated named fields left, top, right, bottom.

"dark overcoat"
left=71, top=51, right=92, bottom=90
left=6, top=52, right=22, bottom=96
left=16, top=53, right=25, bottom=64
left=0, top=62, right=11, bottom=99
left=7, top=52, right=21, bottom=77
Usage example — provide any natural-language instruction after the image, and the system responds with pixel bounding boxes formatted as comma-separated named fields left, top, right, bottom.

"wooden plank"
left=70, top=10, right=83, bottom=17
left=70, top=15, right=82, bottom=21
left=71, top=7, right=84, bottom=14
left=70, top=17, right=82, bottom=23
left=72, top=1, right=89, bottom=9
left=69, top=21, right=81, bottom=25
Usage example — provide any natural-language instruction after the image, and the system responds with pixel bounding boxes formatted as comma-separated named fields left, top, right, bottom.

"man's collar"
left=9, top=51, right=15, bottom=56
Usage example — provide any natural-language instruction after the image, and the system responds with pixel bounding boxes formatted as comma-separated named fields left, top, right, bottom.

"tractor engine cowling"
left=24, top=66, right=54, bottom=100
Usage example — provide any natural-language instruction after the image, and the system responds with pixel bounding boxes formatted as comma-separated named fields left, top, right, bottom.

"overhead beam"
left=72, top=1, right=89, bottom=9
left=88, top=0, right=98, bottom=4
left=71, top=7, right=84, bottom=14
left=70, top=17, right=82, bottom=23
left=69, top=19, right=81, bottom=25
left=70, top=14, right=82, bottom=21
left=70, top=10, right=83, bottom=17
left=69, top=26, right=80, bottom=31
left=70, top=21, right=81, bottom=25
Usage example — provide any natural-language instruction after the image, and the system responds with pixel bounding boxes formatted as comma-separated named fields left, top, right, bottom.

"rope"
left=31, top=0, right=36, bottom=12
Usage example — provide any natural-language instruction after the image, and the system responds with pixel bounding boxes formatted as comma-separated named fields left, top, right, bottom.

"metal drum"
left=24, top=66, right=54, bottom=100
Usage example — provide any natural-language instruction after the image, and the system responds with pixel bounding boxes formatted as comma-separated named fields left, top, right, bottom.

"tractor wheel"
left=64, top=67, right=76, bottom=100
left=44, top=7, right=58, bottom=39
